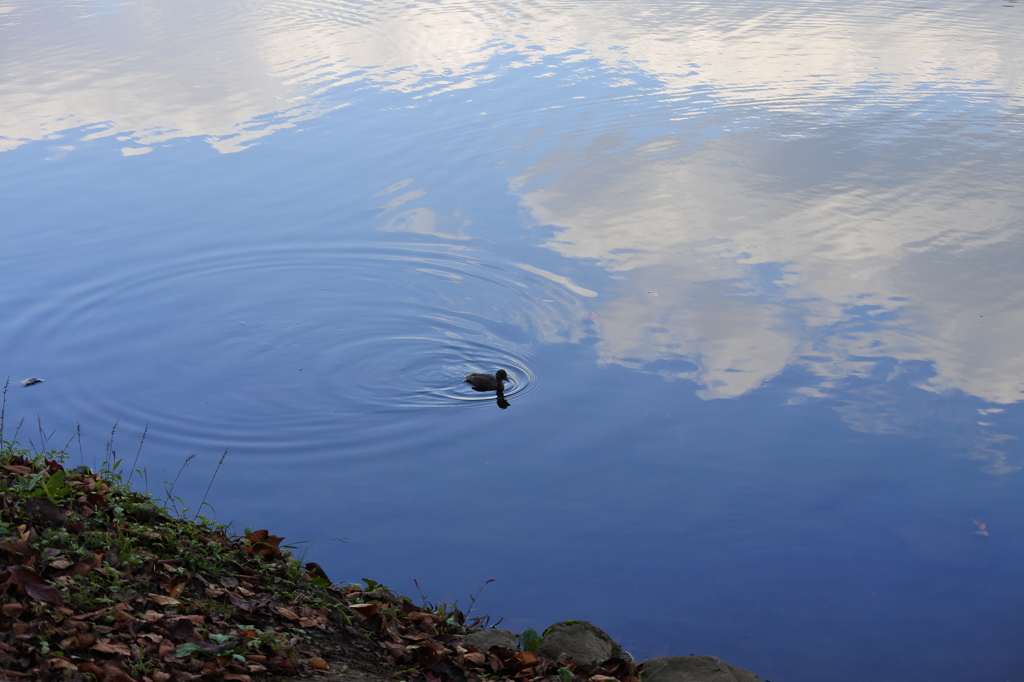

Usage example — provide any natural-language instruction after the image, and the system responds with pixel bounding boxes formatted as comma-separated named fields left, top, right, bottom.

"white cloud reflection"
left=515, top=129, right=1024, bottom=406
left=2, top=0, right=1021, bottom=151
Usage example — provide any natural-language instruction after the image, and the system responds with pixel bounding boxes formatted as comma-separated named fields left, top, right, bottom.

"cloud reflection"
left=3, top=0, right=1021, bottom=151
left=515, top=125, right=1024, bottom=412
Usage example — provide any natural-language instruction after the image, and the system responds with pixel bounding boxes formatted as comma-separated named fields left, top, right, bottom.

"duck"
left=464, top=369, right=511, bottom=392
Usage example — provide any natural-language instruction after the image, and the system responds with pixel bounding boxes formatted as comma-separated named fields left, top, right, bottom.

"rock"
left=465, top=628, right=518, bottom=651
left=640, top=656, right=762, bottom=682
left=536, top=621, right=631, bottom=665
left=25, top=496, right=65, bottom=527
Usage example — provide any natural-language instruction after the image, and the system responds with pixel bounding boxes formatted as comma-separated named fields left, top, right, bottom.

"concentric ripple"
left=1, top=242, right=590, bottom=450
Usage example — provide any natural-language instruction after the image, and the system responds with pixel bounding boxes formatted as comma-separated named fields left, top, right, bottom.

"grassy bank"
left=0, top=425, right=642, bottom=682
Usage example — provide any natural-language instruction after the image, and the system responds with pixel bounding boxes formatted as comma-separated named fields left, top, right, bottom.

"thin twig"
left=77, top=424, right=84, bottom=468
left=194, top=449, right=228, bottom=520
left=127, top=424, right=149, bottom=484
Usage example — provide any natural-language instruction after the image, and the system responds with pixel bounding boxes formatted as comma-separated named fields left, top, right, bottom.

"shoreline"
left=0, top=439, right=764, bottom=682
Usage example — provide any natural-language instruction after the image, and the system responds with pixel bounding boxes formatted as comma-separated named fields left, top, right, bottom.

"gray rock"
left=465, top=628, right=518, bottom=651
left=536, top=621, right=631, bottom=665
left=25, top=496, right=64, bottom=528
left=641, top=656, right=762, bottom=682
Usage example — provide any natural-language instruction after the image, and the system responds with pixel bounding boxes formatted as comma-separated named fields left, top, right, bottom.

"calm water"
left=3, top=0, right=1024, bottom=679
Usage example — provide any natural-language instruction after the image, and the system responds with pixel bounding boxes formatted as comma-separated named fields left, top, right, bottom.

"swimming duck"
left=464, top=369, right=511, bottom=392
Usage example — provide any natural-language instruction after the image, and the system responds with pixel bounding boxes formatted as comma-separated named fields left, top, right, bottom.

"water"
left=2, top=0, right=1024, bottom=679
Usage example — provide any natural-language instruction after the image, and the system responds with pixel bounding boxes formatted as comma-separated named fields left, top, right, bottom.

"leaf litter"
left=1, top=439, right=643, bottom=682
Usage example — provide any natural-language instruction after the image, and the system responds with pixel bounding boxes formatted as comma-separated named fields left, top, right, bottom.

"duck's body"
left=464, top=369, right=510, bottom=392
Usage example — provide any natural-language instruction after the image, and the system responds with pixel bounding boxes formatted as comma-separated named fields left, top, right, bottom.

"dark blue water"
left=3, top=1, right=1024, bottom=680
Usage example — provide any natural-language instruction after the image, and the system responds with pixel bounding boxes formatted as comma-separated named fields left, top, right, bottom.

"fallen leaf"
left=4, top=565, right=63, bottom=605
left=147, top=593, right=181, bottom=607
left=349, top=603, right=378, bottom=618
left=227, top=592, right=251, bottom=612
left=268, top=655, right=294, bottom=670
left=1, top=465, right=31, bottom=475
left=309, top=658, right=330, bottom=670
left=0, top=539, right=38, bottom=563
left=298, top=617, right=319, bottom=628
left=275, top=606, right=300, bottom=621
left=222, top=674, right=251, bottom=682
left=49, top=657, right=77, bottom=670
left=93, top=641, right=132, bottom=656
left=76, top=662, right=106, bottom=678
left=463, top=652, right=486, bottom=666
left=508, top=650, right=539, bottom=671
left=47, top=558, right=73, bottom=570
left=158, top=639, right=176, bottom=658
left=103, top=665, right=135, bottom=682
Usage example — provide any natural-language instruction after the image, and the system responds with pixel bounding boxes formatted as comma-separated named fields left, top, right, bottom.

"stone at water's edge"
left=465, top=629, right=518, bottom=651
left=640, top=656, right=762, bottom=682
left=536, top=621, right=632, bottom=666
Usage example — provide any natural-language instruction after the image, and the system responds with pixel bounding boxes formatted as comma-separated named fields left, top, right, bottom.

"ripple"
left=4, top=242, right=589, bottom=448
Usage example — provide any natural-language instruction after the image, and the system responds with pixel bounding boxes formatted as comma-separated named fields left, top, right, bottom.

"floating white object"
left=21, top=378, right=43, bottom=387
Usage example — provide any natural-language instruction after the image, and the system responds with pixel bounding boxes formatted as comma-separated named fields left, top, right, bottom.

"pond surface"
left=3, top=0, right=1024, bottom=679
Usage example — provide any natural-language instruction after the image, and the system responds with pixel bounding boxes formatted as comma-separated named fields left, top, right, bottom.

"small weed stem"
left=127, top=423, right=149, bottom=484
left=195, top=449, right=227, bottom=521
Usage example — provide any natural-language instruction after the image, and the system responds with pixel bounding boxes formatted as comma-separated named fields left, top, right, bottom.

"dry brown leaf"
left=274, top=606, right=300, bottom=621
left=147, top=593, right=180, bottom=606
left=508, top=650, right=539, bottom=671
left=152, top=672, right=171, bottom=682
left=49, top=657, right=78, bottom=670
left=158, top=639, right=176, bottom=658
left=2, top=465, right=32, bottom=475
left=463, top=652, right=486, bottom=666
left=222, top=673, right=251, bottom=682
left=298, top=617, right=319, bottom=628
left=103, top=665, right=135, bottom=682
left=349, top=603, right=378, bottom=618
left=308, top=658, right=330, bottom=670
left=92, top=641, right=132, bottom=656
left=47, top=558, right=73, bottom=570
left=141, top=610, right=164, bottom=623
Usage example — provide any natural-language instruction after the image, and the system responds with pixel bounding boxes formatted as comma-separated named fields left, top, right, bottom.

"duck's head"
left=495, top=369, right=510, bottom=382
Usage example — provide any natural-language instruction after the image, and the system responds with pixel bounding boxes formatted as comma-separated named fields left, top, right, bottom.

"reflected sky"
left=3, top=0, right=1022, bottom=150
left=1, top=0, right=1021, bottom=462
left=3, top=2, right=1024, bottom=680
